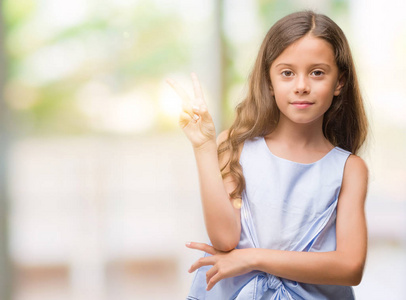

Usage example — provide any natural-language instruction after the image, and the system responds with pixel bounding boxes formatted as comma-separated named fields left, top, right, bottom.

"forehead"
left=272, top=35, right=336, bottom=67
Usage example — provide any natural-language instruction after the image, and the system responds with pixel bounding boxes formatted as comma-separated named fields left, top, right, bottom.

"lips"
left=291, top=101, right=314, bottom=108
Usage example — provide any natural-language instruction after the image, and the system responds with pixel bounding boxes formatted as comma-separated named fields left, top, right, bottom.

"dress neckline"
left=261, top=136, right=337, bottom=166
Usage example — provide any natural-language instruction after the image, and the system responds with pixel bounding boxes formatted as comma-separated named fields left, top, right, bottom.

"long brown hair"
left=219, top=11, right=368, bottom=199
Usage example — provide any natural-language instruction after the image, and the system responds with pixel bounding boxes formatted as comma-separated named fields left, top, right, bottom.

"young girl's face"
left=269, top=35, right=343, bottom=127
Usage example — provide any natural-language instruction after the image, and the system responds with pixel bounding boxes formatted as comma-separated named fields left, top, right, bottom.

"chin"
left=290, top=117, right=323, bottom=125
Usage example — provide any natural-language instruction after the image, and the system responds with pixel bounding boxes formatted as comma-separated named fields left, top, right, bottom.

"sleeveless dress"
left=187, top=136, right=354, bottom=300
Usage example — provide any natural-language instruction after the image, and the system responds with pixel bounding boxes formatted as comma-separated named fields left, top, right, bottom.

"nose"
left=294, top=75, right=310, bottom=95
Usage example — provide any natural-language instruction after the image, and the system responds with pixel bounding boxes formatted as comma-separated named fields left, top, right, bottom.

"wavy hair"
left=218, top=11, right=368, bottom=199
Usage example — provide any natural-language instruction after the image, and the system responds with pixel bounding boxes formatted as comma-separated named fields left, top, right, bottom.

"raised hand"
left=186, top=242, right=253, bottom=291
left=166, top=73, right=216, bottom=149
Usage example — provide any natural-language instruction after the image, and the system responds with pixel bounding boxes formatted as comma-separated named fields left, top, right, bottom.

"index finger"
left=186, top=242, right=217, bottom=255
left=191, top=72, right=206, bottom=106
left=166, top=78, right=192, bottom=108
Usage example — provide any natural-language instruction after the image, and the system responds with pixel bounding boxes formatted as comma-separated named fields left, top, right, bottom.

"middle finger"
left=189, top=256, right=216, bottom=273
left=191, top=73, right=206, bottom=107
left=166, top=78, right=194, bottom=116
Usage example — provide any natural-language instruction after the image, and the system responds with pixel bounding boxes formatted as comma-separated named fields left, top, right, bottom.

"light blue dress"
left=187, top=136, right=354, bottom=300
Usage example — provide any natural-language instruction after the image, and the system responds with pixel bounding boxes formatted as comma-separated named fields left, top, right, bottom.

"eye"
left=281, top=70, right=294, bottom=77
left=311, top=70, right=324, bottom=76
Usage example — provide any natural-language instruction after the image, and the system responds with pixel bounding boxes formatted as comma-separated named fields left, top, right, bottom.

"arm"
left=252, top=155, right=368, bottom=285
left=193, top=130, right=241, bottom=251
left=167, top=74, right=241, bottom=251
left=188, top=154, right=368, bottom=289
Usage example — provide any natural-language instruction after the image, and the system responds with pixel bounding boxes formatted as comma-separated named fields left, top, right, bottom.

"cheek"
left=273, top=93, right=287, bottom=112
left=271, top=83, right=289, bottom=98
left=317, top=82, right=337, bottom=99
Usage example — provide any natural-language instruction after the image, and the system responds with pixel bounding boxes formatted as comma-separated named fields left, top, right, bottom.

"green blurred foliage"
left=2, top=0, right=189, bottom=135
left=3, top=0, right=36, bottom=27
left=2, top=0, right=349, bottom=135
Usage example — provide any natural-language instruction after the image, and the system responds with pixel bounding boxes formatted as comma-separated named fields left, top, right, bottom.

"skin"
left=167, top=73, right=241, bottom=252
left=267, top=34, right=345, bottom=162
left=167, top=34, right=368, bottom=291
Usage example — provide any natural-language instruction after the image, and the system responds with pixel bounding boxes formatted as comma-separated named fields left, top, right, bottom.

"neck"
left=268, top=116, right=330, bottom=149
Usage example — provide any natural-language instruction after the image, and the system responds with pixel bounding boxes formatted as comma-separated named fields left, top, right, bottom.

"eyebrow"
left=274, top=63, right=332, bottom=69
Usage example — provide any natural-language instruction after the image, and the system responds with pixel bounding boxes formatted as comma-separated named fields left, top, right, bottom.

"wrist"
left=250, top=248, right=262, bottom=271
left=193, top=139, right=217, bottom=153
left=242, top=248, right=260, bottom=271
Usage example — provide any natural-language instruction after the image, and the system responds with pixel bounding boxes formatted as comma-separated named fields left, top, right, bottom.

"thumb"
left=195, top=104, right=212, bottom=123
left=179, top=111, right=192, bottom=128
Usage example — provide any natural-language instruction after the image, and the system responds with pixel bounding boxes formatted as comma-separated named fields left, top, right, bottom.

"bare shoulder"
left=344, top=154, right=368, bottom=180
left=341, top=154, right=369, bottom=204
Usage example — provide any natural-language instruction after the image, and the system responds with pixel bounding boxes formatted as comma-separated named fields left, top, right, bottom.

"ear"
left=334, top=73, right=346, bottom=96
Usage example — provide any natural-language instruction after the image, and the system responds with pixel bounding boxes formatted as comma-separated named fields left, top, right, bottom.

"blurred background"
left=0, top=0, right=405, bottom=299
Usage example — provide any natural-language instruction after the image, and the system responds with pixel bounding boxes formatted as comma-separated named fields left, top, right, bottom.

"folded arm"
left=188, top=154, right=368, bottom=290
left=252, top=155, right=368, bottom=285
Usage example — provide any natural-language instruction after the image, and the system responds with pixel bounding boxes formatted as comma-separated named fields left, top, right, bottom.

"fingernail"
left=192, top=105, right=200, bottom=111
left=193, top=114, right=200, bottom=121
left=185, top=242, right=191, bottom=246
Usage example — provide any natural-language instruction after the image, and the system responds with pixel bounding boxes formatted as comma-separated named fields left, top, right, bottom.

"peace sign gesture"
left=167, top=73, right=216, bottom=149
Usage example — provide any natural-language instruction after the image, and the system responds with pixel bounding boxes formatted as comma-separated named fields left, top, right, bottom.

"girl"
left=167, top=10, right=368, bottom=300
